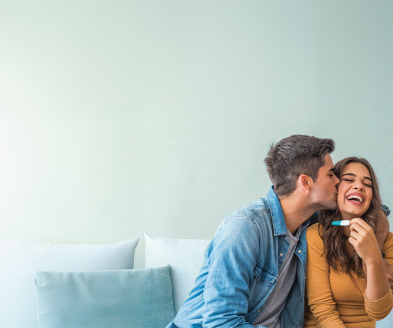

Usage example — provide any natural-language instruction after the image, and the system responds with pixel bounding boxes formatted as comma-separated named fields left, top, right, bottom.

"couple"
left=167, top=135, right=393, bottom=328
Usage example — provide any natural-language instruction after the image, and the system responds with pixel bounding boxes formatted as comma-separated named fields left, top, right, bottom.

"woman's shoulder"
left=306, top=223, right=325, bottom=254
left=306, top=223, right=323, bottom=242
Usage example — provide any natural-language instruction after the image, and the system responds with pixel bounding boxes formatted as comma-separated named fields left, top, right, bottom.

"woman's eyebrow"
left=342, top=172, right=372, bottom=181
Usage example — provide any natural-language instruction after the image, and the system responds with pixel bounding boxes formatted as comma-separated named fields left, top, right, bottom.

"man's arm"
left=202, top=217, right=259, bottom=328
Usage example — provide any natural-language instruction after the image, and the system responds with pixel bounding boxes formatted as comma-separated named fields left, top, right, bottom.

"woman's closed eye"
left=342, top=178, right=372, bottom=188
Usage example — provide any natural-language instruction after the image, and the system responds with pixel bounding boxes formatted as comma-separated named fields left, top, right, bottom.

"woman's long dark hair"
left=319, top=157, right=382, bottom=277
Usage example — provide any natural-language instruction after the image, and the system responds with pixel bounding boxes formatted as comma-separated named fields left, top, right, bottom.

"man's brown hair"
left=264, top=135, right=335, bottom=197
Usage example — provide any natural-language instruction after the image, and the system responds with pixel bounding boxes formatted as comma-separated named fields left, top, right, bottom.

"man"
left=167, top=135, right=389, bottom=328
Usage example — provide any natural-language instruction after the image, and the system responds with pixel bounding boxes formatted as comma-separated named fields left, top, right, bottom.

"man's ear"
left=298, top=174, right=313, bottom=192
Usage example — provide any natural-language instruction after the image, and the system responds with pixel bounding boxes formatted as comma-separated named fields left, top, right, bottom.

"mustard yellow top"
left=304, top=223, right=393, bottom=328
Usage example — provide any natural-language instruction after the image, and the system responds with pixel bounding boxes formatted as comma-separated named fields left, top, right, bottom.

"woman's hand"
left=349, top=218, right=381, bottom=265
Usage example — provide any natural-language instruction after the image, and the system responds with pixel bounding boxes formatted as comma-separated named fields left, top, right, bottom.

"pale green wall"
left=0, top=1, right=392, bottom=268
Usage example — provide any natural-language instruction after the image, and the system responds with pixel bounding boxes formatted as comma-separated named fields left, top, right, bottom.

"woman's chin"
left=340, top=208, right=366, bottom=219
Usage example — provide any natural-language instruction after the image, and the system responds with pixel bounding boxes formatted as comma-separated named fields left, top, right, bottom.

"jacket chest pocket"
left=254, top=264, right=277, bottom=283
left=248, top=265, right=278, bottom=310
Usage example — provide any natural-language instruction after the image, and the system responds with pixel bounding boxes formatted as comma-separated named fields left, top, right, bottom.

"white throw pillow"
left=144, top=233, right=210, bottom=314
left=0, top=239, right=139, bottom=328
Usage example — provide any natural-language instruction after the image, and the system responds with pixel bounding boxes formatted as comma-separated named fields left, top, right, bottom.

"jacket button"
left=258, top=310, right=261, bottom=313
left=298, top=250, right=302, bottom=253
left=279, top=253, right=283, bottom=257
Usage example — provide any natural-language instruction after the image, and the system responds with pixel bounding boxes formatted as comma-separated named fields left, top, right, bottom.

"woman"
left=304, top=157, right=393, bottom=328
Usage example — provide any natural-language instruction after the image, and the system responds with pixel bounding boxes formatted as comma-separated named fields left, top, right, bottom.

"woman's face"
left=337, top=162, right=373, bottom=219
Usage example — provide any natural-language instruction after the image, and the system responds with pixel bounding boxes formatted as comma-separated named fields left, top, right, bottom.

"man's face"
left=309, top=154, right=339, bottom=210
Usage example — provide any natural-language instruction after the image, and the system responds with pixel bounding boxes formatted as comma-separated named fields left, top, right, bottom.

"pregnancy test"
left=331, top=220, right=351, bottom=226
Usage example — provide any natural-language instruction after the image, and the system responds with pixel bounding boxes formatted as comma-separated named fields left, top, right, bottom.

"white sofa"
left=0, top=234, right=210, bottom=328
left=1, top=234, right=392, bottom=328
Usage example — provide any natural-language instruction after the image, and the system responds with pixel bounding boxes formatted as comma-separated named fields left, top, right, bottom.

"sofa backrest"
left=0, top=239, right=139, bottom=328
left=144, top=233, right=211, bottom=314
left=143, top=233, right=393, bottom=327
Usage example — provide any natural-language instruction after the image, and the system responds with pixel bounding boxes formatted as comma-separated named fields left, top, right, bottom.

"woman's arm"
left=306, top=224, right=346, bottom=328
left=364, top=231, right=393, bottom=320
left=363, top=210, right=393, bottom=291
left=349, top=218, right=390, bottom=301
left=349, top=219, right=393, bottom=320
left=370, top=233, right=393, bottom=319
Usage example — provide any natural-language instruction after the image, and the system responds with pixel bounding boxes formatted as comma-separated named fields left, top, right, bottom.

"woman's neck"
left=343, top=225, right=351, bottom=238
left=339, top=213, right=355, bottom=253
left=340, top=211, right=357, bottom=222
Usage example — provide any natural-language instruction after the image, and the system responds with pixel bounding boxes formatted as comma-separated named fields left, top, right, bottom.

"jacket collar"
left=267, top=186, right=287, bottom=236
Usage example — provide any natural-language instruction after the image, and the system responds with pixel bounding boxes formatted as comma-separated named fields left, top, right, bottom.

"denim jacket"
left=169, top=187, right=312, bottom=328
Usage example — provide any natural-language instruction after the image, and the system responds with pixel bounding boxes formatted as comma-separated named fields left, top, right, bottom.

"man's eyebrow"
left=329, top=167, right=336, bottom=172
left=342, top=172, right=372, bottom=182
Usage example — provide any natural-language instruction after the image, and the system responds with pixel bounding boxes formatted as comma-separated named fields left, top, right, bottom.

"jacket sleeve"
left=305, top=224, right=345, bottom=328
left=202, top=216, right=261, bottom=328
left=364, top=232, right=393, bottom=320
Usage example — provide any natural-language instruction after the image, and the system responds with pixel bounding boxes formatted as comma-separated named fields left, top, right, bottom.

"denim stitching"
left=180, top=293, right=204, bottom=320
left=223, top=215, right=261, bottom=241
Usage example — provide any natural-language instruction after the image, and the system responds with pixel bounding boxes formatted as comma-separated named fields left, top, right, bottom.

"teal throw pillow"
left=35, top=266, right=174, bottom=328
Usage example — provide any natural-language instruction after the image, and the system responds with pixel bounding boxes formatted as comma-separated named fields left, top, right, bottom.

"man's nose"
left=333, top=175, right=340, bottom=187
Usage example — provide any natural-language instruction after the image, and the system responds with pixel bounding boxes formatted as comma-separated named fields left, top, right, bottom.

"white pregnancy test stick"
left=331, top=220, right=351, bottom=226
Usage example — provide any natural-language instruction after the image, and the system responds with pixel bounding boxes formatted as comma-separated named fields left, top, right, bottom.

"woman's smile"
left=345, top=192, right=365, bottom=205
left=337, top=162, right=373, bottom=219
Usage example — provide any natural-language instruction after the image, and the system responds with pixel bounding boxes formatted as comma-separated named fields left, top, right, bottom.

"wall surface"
left=0, top=1, right=392, bottom=268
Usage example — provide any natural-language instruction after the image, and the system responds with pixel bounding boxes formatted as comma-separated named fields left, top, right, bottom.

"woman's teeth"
left=346, top=195, right=363, bottom=203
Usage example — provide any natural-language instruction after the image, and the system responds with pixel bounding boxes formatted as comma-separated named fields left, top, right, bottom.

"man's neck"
left=279, top=195, right=316, bottom=235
